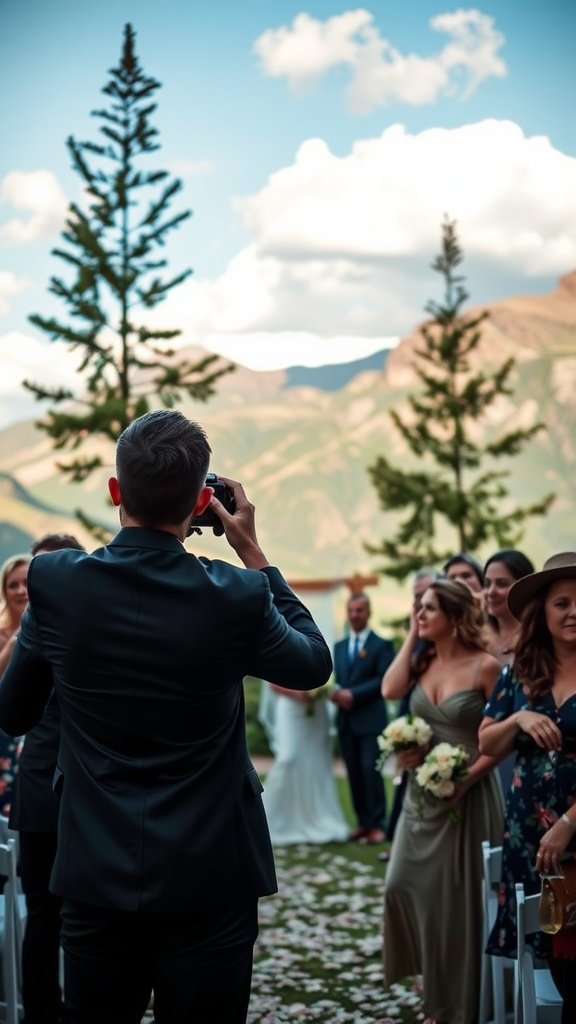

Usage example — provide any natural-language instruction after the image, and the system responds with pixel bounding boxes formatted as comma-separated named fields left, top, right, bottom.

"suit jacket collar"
left=108, top=527, right=186, bottom=553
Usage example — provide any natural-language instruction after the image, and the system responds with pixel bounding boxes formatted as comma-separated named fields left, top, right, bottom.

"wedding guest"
left=330, top=592, right=394, bottom=844
left=0, top=554, right=29, bottom=649
left=482, top=548, right=535, bottom=794
left=0, top=553, right=30, bottom=815
left=382, top=577, right=503, bottom=1024
left=443, top=552, right=484, bottom=596
left=479, top=552, right=576, bottom=1023
left=8, top=533, right=85, bottom=1024
left=383, top=568, right=440, bottom=855
left=262, top=682, right=348, bottom=845
left=483, top=549, right=535, bottom=663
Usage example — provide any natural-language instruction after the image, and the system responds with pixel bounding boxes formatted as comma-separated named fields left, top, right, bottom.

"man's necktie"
left=349, top=634, right=360, bottom=663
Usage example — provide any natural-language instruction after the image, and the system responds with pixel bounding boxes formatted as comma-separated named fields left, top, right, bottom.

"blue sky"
left=1, top=0, right=575, bottom=424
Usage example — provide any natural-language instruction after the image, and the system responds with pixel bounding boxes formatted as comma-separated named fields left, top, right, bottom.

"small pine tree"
left=24, top=23, right=232, bottom=484
left=367, top=216, right=555, bottom=580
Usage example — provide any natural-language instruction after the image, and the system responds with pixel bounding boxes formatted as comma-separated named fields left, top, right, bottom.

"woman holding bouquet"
left=479, top=553, right=576, bottom=1022
left=381, top=577, right=503, bottom=1024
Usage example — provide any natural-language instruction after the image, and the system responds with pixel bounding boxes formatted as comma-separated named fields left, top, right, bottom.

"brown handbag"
left=539, top=858, right=576, bottom=934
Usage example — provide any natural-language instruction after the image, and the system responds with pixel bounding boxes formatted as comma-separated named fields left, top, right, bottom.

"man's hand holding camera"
left=209, top=477, right=269, bottom=571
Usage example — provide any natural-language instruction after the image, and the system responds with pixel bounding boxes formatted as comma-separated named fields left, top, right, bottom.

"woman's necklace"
left=496, top=626, right=518, bottom=660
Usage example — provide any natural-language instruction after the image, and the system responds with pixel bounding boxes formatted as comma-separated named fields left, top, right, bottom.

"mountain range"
left=1, top=271, right=575, bottom=621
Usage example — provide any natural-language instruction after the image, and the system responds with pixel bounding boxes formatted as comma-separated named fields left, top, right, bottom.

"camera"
left=189, top=473, right=235, bottom=537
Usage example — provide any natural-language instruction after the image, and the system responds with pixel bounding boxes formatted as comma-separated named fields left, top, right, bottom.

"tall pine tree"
left=25, top=24, right=232, bottom=485
left=367, top=217, right=554, bottom=580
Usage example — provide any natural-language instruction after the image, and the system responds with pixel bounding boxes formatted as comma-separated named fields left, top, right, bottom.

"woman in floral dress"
left=479, top=552, right=576, bottom=1023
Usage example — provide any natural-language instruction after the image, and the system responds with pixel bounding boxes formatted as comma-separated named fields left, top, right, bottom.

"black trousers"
left=60, top=897, right=259, bottom=1024
left=338, top=729, right=386, bottom=830
left=19, top=831, right=62, bottom=1024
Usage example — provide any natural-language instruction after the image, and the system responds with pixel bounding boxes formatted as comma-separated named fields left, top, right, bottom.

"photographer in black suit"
left=0, top=410, right=332, bottom=1024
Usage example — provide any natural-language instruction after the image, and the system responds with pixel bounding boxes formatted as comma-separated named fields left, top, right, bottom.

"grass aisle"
left=248, top=840, right=423, bottom=1023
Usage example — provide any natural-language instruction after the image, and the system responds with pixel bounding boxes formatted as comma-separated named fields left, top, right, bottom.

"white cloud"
left=235, top=121, right=576, bottom=276
left=0, top=170, right=69, bottom=245
left=149, top=119, right=576, bottom=352
left=0, top=333, right=86, bottom=401
left=166, top=158, right=216, bottom=178
left=195, top=332, right=396, bottom=371
left=254, top=8, right=506, bottom=113
left=0, top=272, right=29, bottom=314
left=3, top=119, right=575, bottom=418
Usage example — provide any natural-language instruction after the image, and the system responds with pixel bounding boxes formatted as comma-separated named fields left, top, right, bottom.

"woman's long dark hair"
left=483, top=549, right=535, bottom=633
left=513, top=591, right=556, bottom=701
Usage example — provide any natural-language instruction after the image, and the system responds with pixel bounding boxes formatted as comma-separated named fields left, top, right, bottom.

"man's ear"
left=192, top=485, right=213, bottom=517
left=108, top=477, right=122, bottom=507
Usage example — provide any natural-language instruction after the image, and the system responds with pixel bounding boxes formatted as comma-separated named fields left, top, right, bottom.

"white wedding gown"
left=261, top=692, right=349, bottom=845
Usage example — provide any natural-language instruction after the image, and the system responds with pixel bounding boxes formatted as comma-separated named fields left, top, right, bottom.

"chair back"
left=0, top=839, right=21, bottom=1024
left=479, top=841, right=509, bottom=1024
left=515, top=882, right=562, bottom=1024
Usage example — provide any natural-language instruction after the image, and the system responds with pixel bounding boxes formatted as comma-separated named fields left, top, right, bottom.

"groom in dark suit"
left=331, top=592, right=394, bottom=844
left=0, top=409, right=332, bottom=1024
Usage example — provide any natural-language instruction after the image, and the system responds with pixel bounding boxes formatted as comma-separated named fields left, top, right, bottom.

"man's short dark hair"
left=31, top=533, right=85, bottom=555
left=116, top=410, right=211, bottom=526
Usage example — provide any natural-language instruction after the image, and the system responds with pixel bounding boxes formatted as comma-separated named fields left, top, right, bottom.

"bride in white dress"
left=260, top=683, right=349, bottom=845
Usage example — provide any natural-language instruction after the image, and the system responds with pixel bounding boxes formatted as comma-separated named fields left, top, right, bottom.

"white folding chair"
left=479, top=841, right=515, bottom=1024
left=0, top=839, right=24, bottom=1024
left=0, top=820, right=25, bottom=1002
left=514, top=882, right=562, bottom=1024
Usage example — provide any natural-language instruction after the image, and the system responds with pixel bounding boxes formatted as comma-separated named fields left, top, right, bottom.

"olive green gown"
left=383, top=683, right=504, bottom=1024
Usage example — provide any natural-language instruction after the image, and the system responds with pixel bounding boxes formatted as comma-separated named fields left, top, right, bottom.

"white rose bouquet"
left=375, top=714, right=433, bottom=774
left=414, top=742, right=470, bottom=816
left=305, top=680, right=334, bottom=716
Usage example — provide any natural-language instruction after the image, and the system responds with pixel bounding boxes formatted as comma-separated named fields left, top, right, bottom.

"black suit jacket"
left=333, top=630, right=394, bottom=736
left=9, top=690, right=60, bottom=833
left=0, top=528, right=332, bottom=913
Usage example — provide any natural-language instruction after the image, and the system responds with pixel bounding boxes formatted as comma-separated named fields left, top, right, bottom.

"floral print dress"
left=483, top=666, right=576, bottom=959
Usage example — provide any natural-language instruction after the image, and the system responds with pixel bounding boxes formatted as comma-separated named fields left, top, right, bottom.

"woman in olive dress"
left=382, top=578, right=503, bottom=1024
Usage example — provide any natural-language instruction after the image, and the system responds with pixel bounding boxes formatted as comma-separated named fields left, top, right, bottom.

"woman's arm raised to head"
left=381, top=617, right=419, bottom=700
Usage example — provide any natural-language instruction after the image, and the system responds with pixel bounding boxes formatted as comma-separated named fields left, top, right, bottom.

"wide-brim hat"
left=508, top=552, right=576, bottom=620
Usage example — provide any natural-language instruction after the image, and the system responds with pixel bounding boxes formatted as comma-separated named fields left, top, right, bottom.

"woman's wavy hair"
left=0, top=554, right=30, bottom=627
left=513, top=589, right=557, bottom=701
left=413, top=577, right=489, bottom=677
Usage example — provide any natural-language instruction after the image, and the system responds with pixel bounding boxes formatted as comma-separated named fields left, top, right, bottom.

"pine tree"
left=25, top=23, right=232, bottom=484
left=367, top=217, right=554, bottom=580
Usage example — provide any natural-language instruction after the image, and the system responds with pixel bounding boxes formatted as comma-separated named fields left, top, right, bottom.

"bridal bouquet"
left=305, top=680, right=334, bottom=716
left=375, top=714, right=432, bottom=774
left=414, top=742, right=470, bottom=801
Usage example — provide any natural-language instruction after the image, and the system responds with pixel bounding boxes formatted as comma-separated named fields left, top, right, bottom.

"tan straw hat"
left=507, top=551, right=576, bottom=620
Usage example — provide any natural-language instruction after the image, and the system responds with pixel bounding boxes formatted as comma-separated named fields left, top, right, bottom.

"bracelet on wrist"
left=561, top=813, right=576, bottom=830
